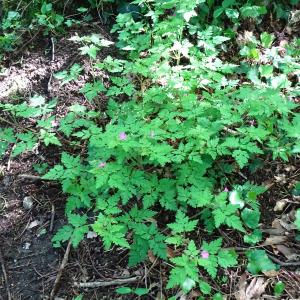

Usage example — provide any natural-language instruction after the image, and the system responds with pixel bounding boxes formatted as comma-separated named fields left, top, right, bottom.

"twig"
left=238, top=171, right=248, bottom=180
left=18, top=174, right=43, bottom=181
left=50, top=204, right=55, bottom=233
left=51, top=37, right=55, bottom=62
left=0, top=116, right=15, bottom=127
left=267, top=254, right=300, bottom=267
left=47, top=73, right=53, bottom=93
left=14, top=29, right=41, bottom=55
left=0, top=247, right=12, bottom=300
left=74, top=276, right=141, bottom=288
left=233, top=247, right=300, bottom=267
left=50, top=240, right=72, bottom=300
left=63, top=0, right=72, bottom=15
left=223, top=126, right=239, bottom=135
left=14, top=218, right=31, bottom=240
left=47, top=37, right=55, bottom=92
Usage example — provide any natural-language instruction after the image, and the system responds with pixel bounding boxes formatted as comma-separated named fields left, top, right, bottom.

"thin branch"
left=233, top=247, right=300, bottom=267
left=0, top=116, right=15, bottom=127
left=50, top=204, right=55, bottom=233
left=14, top=29, right=42, bottom=55
left=47, top=37, right=55, bottom=92
left=50, top=240, right=72, bottom=300
left=223, top=126, right=239, bottom=135
left=0, top=247, right=12, bottom=300
left=267, top=254, right=300, bottom=267
left=74, top=276, right=141, bottom=288
left=18, top=174, right=43, bottom=181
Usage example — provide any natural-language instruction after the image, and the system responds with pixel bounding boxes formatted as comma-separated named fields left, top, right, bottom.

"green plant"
left=1, top=0, right=300, bottom=298
left=0, top=10, right=22, bottom=52
left=274, top=281, right=285, bottom=298
left=34, top=2, right=65, bottom=34
left=246, top=250, right=277, bottom=274
left=70, top=33, right=114, bottom=59
left=0, top=0, right=88, bottom=56
left=116, top=286, right=149, bottom=296
left=0, top=95, right=60, bottom=157
left=54, top=64, right=83, bottom=85
left=167, top=239, right=237, bottom=293
left=44, top=0, right=298, bottom=293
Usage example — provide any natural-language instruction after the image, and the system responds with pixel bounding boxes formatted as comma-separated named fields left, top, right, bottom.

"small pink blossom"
left=249, top=120, right=255, bottom=126
left=51, top=120, right=59, bottom=127
left=201, top=250, right=209, bottom=259
left=224, top=187, right=229, bottom=192
left=98, top=161, right=106, bottom=168
left=119, top=132, right=127, bottom=141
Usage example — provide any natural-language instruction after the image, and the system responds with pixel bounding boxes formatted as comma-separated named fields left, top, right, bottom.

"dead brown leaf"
left=148, top=250, right=157, bottom=264
left=262, top=179, right=274, bottom=190
left=276, top=245, right=299, bottom=261
left=236, top=274, right=268, bottom=300
left=189, top=290, right=201, bottom=299
left=167, top=246, right=175, bottom=258
left=262, top=270, right=279, bottom=277
left=274, top=199, right=288, bottom=212
left=261, top=219, right=286, bottom=235
left=263, top=235, right=288, bottom=246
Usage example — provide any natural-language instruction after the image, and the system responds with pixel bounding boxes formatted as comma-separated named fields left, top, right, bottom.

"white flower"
left=182, top=278, right=196, bottom=292
left=229, top=190, right=245, bottom=208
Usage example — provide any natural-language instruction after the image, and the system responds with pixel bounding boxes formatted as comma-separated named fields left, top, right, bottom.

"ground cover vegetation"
left=0, top=0, right=300, bottom=298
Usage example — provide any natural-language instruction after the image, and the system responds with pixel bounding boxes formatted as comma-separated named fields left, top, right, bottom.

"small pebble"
left=28, top=220, right=40, bottom=229
left=23, top=242, right=31, bottom=250
left=87, top=231, right=97, bottom=239
left=274, top=199, right=288, bottom=212
left=23, top=196, right=33, bottom=210
left=3, top=176, right=11, bottom=186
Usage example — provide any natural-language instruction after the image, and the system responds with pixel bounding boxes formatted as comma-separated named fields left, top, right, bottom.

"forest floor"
left=0, top=23, right=142, bottom=300
left=0, top=22, right=300, bottom=300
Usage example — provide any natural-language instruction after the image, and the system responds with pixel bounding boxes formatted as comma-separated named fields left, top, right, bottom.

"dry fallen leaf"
left=263, top=235, right=288, bottom=246
left=279, top=216, right=297, bottom=231
left=274, top=199, right=288, bottom=212
left=274, top=174, right=287, bottom=184
left=262, top=270, right=279, bottom=277
left=272, top=219, right=284, bottom=230
left=236, top=274, right=268, bottom=300
left=262, top=228, right=286, bottom=235
left=148, top=250, right=158, bottom=264
left=167, top=246, right=175, bottom=258
left=285, top=165, right=296, bottom=172
left=28, top=220, right=40, bottom=229
left=262, top=179, right=274, bottom=190
left=276, top=244, right=299, bottom=261
left=262, top=219, right=286, bottom=235
left=189, top=290, right=201, bottom=299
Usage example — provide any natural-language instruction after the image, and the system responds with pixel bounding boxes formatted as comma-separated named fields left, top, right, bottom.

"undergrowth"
left=1, top=0, right=300, bottom=298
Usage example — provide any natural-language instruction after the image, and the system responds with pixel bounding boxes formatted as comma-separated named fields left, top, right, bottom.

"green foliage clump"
left=1, top=0, right=300, bottom=298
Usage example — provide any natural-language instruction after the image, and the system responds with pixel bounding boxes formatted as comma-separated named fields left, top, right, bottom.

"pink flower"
left=98, top=161, right=106, bottom=168
left=201, top=250, right=209, bottom=259
left=51, top=120, right=59, bottom=127
left=249, top=120, right=255, bottom=126
left=224, top=187, right=229, bottom=192
left=119, top=132, right=127, bottom=141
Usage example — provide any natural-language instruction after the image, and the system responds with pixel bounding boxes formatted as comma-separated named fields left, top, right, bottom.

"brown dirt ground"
left=0, top=23, right=145, bottom=300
